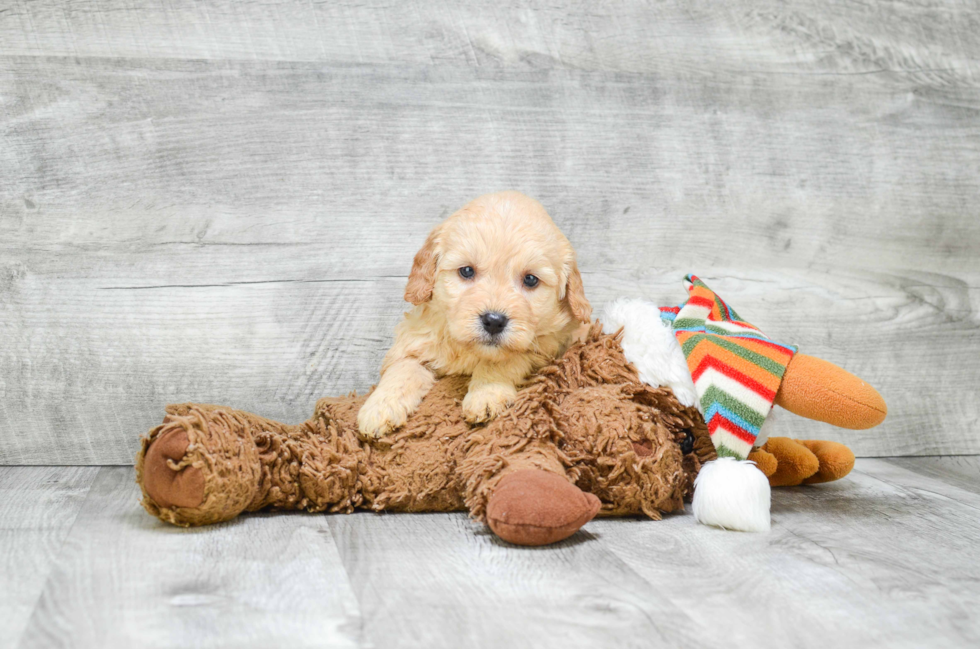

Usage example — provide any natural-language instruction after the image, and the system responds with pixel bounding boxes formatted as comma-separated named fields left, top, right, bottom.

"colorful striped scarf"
left=660, top=275, right=797, bottom=460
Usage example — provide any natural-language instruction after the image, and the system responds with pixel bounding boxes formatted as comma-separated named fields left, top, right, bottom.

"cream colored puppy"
left=357, top=191, right=592, bottom=438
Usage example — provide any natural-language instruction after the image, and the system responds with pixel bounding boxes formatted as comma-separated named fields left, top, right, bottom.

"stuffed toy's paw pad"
left=486, top=469, right=601, bottom=546
left=143, top=427, right=205, bottom=509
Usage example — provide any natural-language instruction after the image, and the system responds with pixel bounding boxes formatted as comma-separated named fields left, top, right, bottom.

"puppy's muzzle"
left=480, top=311, right=509, bottom=337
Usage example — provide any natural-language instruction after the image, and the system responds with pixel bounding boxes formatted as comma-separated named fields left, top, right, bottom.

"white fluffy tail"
left=692, top=458, right=771, bottom=532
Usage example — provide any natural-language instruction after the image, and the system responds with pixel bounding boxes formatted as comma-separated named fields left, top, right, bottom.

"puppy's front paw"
left=357, top=390, right=411, bottom=439
left=462, top=383, right=517, bottom=424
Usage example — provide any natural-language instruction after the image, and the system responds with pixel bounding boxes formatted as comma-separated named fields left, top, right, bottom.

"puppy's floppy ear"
left=404, top=226, right=442, bottom=305
left=563, top=258, right=592, bottom=323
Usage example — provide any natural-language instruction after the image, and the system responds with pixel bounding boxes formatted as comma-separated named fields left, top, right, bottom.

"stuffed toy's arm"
left=460, top=428, right=601, bottom=547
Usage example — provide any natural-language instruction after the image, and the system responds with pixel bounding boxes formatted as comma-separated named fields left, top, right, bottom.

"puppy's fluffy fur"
left=357, top=191, right=592, bottom=438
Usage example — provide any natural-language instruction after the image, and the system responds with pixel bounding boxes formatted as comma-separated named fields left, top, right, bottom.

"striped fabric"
left=660, top=275, right=797, bottom=459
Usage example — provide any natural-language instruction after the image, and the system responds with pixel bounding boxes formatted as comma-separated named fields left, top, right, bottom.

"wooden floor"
left=2, top=458, right=978, bottom=648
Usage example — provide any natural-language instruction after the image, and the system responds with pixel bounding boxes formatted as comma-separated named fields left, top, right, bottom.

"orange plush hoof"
left=759, top=437, right=856, bottom=487
left=747, top=448, right=778, bottom=478
left=776, top=354, right=887, bottom=430
left=798, top=439, right=855, bottom=484
left=486, top=469, right=601, bottom=546
left=142, top=427, right=205, bottom=509
left=762, top=437, right=820, bottom=487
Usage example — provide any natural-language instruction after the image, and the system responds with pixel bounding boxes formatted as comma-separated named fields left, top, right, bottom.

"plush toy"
left=136, top=276, right=886, bottom=543
left=602, top=275, right=887, bottom=531
left=137, top=323, right=717, bottom=546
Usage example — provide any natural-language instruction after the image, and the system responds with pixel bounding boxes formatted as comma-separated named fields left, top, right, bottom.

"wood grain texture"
left=592, top=458, right=980, bottom=648
left=5, top=458, right=980, bottom=648
left=2, top=264, right=977, bottom=464
left=2, top=0, right=979, bottom=80
left=888, top=455, right=980, bottom=497
left=16, top=467, right=362, bottom=649
left=327, top=511, right=720, bottom=649
left=2, top=2, right=979, bottom=463
left=0, top=467, right=98, bottom=648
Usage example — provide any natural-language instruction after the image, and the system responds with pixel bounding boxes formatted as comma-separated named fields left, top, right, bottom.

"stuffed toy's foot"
left=485, top=469, right=601, bottom=546
left=142, top=427, right=205, bottom=509
left=796, top=439, right=857, bottom=484
left=136, top=406, right=265, bottom=526
left=748, top=437, right=856, bottom=487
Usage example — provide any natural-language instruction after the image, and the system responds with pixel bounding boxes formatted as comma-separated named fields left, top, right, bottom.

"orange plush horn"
left=775, top=353, right=887, bottom=429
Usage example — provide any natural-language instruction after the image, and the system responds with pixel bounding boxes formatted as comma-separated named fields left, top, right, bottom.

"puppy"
left=357, top=191, right=592, bottom=438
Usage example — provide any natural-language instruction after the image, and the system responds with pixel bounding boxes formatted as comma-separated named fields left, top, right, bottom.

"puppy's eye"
left=523, top=274, right=539, bottom=288
left=458, top=266, right=475, bottom=279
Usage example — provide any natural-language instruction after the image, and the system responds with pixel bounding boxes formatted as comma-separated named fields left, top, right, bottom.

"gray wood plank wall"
left=2, top=1, right=978, bottom=464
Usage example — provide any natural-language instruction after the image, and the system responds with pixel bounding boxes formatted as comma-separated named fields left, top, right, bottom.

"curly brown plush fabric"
left=136, top=324, right=715, bottom=531
left=459, top=327, right=714, bottom=521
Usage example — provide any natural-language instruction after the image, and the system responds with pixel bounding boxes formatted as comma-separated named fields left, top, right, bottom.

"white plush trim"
left=692, top=458, right=771, bottom=532
left=601, top=298, right=700, bottom=409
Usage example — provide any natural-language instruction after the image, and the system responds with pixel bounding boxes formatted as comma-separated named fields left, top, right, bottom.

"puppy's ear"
left=404, top=226, right=441, bottom=305
left=563, top=259, right=592, bottom=323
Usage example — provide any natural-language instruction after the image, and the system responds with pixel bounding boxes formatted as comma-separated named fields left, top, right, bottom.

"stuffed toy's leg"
left=140, top=395, right=600, bottom=543
left=462, top=435, right=601, bottom=547
left=461, top=380, right=710, bottom=547
left=138, top=404, right=274, bottom=526
left=487, top=468, right=602, bottom=547
left=137, top=403, right=363, bottom=526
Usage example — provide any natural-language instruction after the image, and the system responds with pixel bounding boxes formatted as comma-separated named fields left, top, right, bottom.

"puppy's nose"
left=480, top=311, right=509, bottom=336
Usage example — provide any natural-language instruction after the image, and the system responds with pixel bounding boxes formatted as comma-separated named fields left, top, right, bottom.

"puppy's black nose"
left=480, top=311, right=509, bottom=336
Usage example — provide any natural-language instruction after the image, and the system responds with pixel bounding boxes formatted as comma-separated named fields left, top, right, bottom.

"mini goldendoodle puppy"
left=357, top=191, right=592, bottom=438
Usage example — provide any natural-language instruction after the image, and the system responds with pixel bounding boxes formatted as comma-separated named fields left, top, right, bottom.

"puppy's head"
left=405, top=191, right=591, bottom=360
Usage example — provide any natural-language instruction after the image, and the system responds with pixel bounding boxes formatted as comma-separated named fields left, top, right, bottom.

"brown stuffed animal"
left=136, top=272, right=891, bottom=543
left=136, top=316, right=882, bottom=545
left=138, top=325, right=718, bottom=546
